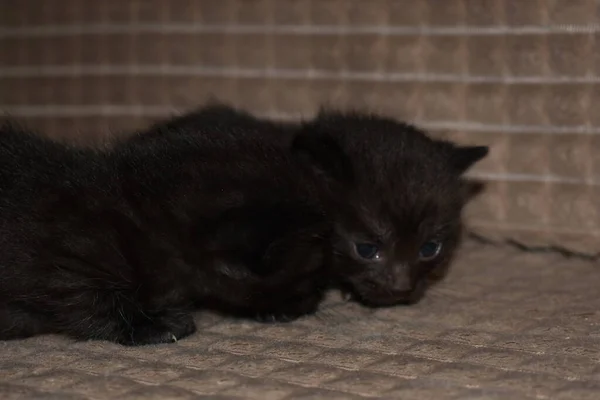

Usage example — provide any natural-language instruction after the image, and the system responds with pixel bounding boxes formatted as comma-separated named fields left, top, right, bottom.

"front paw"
left=254, top=301, right=320, bottom=324
left=120, top=324, right=179, bottom=346
left=252, top=291, right=324, bottom=324
left=159, top=311, right=197, bottom=340
left=121, top=311, right=197, bottom=346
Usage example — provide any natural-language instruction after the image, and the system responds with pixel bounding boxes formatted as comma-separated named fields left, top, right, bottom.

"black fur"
left=0, top=120, right=331, bottom=345
left=127, top=103, right=296, bottom=147
left=294, top=110, right=488, bottom=306
left=129, top=105, right=489, bottom=306
left=0, top=105, right=488, bottom=346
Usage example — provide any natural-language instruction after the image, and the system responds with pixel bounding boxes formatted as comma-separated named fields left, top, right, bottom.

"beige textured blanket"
left=2, top=241, right=598, bottom=399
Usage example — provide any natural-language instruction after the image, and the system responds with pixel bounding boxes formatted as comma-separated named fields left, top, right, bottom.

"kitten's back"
left=128, top=104, right=296, bottom=147
left=0, top=123, right=99, bottom=208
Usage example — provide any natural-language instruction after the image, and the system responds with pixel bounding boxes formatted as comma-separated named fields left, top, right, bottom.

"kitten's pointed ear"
left=450, top=145, right=489, bottom=174
left=291, top=131, right=354, bottom=184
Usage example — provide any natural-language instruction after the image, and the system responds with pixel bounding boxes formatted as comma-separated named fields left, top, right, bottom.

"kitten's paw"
left=161, top=311, right=197, bottom=340
left=120, top=325, right=179, bottom=346
left=253, top=294, right=323, bottom=324
left=120, top=312, right=196, bottom=346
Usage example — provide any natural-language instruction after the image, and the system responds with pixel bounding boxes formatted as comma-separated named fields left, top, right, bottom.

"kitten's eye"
left=418, top=241, right=442, bottom=261
left=355, top=243, right=380, bottom=260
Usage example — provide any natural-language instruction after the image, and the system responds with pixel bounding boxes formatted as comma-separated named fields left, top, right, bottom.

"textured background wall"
left=1, top=0, right=599, bottom=256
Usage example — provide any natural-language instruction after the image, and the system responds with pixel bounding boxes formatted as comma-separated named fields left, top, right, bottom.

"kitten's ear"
left=291, top=131, right=354, bottom=184
left=450, top=145, right=489, bottom=174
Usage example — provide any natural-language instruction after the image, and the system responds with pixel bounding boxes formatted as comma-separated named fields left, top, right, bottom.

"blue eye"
left=355, top=243, right=380, bottom=260
left=419, top=241, right=442, bottom=261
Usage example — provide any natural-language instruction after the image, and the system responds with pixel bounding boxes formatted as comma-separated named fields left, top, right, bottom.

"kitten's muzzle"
left=358, top=279, right=427, bottom=307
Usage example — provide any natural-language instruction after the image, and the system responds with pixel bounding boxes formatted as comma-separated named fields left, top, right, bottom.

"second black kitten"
left=0, top=121, right=332, bottom=345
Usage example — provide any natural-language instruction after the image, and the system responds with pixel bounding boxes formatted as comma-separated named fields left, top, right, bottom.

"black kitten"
left=293, top=110, right=488, bottom=306
left=133, top=104, right=488, bottom=307
left=0, top=121, right=332, bottom=345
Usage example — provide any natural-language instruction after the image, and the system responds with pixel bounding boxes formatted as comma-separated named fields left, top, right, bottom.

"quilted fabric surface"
left=1, top=241, right=599, bottom=399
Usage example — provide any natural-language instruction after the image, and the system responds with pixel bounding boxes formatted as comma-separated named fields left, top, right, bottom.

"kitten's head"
left=293, top=110, right=488, bottom=307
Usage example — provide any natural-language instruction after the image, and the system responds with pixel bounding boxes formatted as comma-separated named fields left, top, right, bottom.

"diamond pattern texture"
left=1, top=241, right=599, bottom=399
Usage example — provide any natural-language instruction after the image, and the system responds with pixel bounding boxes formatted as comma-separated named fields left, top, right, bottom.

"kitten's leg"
left=122, top=309, right=197, bottom=346
left=255, top=290, right=324, bottom=323
left=254, top=251, right=328, bottom=323
left=52, top=291, right=196, bottom=346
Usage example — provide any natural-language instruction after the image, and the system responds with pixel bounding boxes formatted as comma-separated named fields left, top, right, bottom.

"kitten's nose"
left=391, top=264, right=412, bottom=292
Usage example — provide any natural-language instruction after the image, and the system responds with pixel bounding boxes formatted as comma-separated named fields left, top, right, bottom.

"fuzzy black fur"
left=0, top=119, right=331, bottom=345
left=136, top=105, right=489, bottom=307
left=127, top=103, right=296, bottom=147
left=0, top=104, right=488, bottom=345
left=294, top=111, right=488, bottom=306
